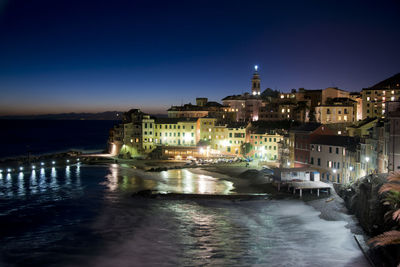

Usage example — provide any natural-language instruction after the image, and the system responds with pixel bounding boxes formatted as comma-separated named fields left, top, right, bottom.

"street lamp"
left=365, top=156, right=370, bottom=175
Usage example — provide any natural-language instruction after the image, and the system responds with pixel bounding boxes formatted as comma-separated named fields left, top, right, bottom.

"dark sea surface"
left=0, top=120, right=119, bottom=159
left=0, top=165, right=368, bottom=267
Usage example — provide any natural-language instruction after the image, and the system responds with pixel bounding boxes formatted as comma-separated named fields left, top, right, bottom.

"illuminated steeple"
left=251, top=65, right=261, bottom=96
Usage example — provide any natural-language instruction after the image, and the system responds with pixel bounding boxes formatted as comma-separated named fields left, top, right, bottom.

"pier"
left=277, top=180, right=331, bottom=197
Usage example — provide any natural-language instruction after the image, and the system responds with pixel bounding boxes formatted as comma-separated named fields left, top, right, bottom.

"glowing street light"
left=349, top=166, right=353, bottom=171
left=0, top=169, right=3, bottom=173
left=40, top=162, right=45, bottom=166
left=7, top=168, right=12, bottom=173
left=66, top=159, right=70, bottom=163
left=52, top=161, right=56, bottom=165
left=19, top=167, right=24, bottom=171
left=333, top=168, right=337, bottom=173
left=365, top=156, right=370, bottom=163
left=32, top=165, right=36, bottom=170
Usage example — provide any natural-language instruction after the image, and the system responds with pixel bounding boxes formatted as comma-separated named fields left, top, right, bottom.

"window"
left=329, top=147, right=332, bottom=153
left=317, top=145, right=321, bottom=152
left=310, top=157, right=314, bottom=164
left=336, top=147, right=339, bottom=154
left=318, top=158, right=321, bottom=166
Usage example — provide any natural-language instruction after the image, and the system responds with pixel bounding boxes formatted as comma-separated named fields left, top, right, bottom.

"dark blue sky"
left=0, top=0, right=399, bottom=115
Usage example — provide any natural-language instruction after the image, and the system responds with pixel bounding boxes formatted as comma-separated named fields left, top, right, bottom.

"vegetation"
left=241, top=143, right=252, bottom=157
left=261, top=88, right=280, bottom=100
left=368, top=172, right=400, bottom=247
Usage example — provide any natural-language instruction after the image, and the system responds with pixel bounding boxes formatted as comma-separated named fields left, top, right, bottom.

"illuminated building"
left=361, top=73, right=400, bottom=119
left=315, top=98, right=356, bottom=124
left=168, top=98, right=235, bottom=123
left=222, top=66, right=263, bottom=122
left=309, top=135, right=358, bottom=183
left=247, top=132, right=283, bottom=161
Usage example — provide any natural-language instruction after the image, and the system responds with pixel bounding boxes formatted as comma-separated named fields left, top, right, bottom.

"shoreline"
left=1, top=156, right=372, bottom=265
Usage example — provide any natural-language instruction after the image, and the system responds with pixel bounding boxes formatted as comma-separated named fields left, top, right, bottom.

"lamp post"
left=365, top=156, right=370, bottom=175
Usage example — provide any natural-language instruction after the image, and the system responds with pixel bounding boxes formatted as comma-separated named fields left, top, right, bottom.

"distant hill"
left=0, top=111, right=169, bottom=120
left=0, top=111, right=124, bottom=120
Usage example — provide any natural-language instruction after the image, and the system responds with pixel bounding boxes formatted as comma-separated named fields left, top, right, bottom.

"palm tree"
left=368, top=172, right=400, bottom=248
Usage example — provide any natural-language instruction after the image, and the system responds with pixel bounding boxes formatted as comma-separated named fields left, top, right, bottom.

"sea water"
left=0, top=165, right=368, bottom=266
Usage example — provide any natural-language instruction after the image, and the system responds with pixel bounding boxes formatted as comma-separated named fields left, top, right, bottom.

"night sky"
left=0, top=0, right=399, bottom=115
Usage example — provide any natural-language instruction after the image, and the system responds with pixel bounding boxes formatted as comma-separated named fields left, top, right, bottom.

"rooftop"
left=155, top=117, right=198, bottom=124
left=311, top=135, right=358, bottom=150
left=291, top=122, right=322, bottom=132
left=367, top=73, right=400, bottom=90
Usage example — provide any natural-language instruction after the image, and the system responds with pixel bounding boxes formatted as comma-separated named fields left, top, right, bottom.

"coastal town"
left=108, top=66, right=400, bottom=185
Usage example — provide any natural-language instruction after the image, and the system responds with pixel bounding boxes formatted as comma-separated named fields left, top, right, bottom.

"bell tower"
left=251, top=65, right=261, bottom=96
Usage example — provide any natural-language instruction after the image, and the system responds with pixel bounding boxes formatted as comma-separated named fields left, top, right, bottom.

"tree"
left=197, top=139, right=211, bottom=147
left=368, top=173, right=400, bottom=248
left=241, top=142, right=252, bottom=157
left=261, top=88, right=280, bottom=100
left=308, top=107, right=316, bottom=122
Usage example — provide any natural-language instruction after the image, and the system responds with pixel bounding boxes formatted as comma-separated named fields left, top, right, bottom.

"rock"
left=334, top=174, right=392, bottom=236
left=238, top=169, right=267, bottom=184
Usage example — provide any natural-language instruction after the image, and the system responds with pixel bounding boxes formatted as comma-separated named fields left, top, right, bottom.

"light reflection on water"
left=0, top=165, right=368, bottom=267
left=102, top=165, right=233, bottom=195
left=0, top=165, right=83, bottom=199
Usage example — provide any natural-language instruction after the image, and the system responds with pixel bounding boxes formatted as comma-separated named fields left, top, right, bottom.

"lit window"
left=280, top=95, right=284, bottom=99
left=392, top=90, right=395, bottom=94
left=367, top=97, right=370, bottom=101
left=344, top=115, right=347, bottom=121
left=281, top=108, right=285, bottom=113
left=391, top=96, right=395, bottom=101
